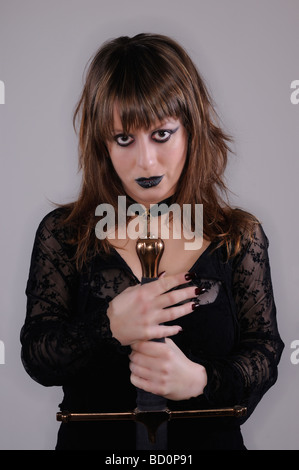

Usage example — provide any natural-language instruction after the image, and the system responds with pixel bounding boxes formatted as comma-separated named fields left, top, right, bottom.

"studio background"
left=0, top=0, right=298, bottom=450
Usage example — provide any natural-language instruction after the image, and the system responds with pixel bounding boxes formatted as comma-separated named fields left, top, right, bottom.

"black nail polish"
left=185, top=272, right=196, bottom=281
left=192, top=302, right=200, bottom=310
left=195, top=287, right=207, bottom=295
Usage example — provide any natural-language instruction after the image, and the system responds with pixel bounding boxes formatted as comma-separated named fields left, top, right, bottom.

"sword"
left=57, top=208, right=248, bottom=447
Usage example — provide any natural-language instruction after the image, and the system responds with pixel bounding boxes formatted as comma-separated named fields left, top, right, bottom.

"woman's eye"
left=114, top=134, right=134, bottom=147
left=152, top=130, right=172, bottom=143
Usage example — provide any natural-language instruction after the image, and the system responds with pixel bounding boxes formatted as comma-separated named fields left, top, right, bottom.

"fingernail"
left=192, top=302, right=200, bottom=310
left=185, top=272, right=196, bottom=281
left=195, top=287, right=206, bottom=295
left=158, top=271, right=166, bottom=278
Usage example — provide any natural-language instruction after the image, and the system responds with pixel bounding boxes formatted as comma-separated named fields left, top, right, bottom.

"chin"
left=125, top=181, right=174, bottom=205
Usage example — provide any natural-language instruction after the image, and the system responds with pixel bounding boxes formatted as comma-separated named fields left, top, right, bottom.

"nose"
left=136, top=137, right=156, bottom=170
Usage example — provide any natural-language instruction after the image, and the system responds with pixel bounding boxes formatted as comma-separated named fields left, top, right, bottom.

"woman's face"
left=106, top=107, right=188, bottom=207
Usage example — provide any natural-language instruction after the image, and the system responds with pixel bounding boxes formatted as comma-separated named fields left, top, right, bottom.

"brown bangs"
left=97, top=39, right=191, bottom=140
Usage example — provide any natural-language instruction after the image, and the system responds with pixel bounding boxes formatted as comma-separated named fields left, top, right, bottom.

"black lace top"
left=20, top=208, right=284, bottom=450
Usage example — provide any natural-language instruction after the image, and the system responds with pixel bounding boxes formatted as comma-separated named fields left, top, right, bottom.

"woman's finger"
left=147, top=271, right=194, bottom=296
left=158, top=300, right=195, bottom=325
left=140, top=324, right=183, bottom=341
left=156, top=285, right=198, bottom=310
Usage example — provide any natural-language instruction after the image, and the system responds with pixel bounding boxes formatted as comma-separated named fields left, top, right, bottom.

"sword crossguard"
left=56, top=406, right=247, bottom=444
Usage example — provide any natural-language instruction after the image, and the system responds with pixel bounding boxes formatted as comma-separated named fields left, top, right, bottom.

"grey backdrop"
left=0, top=0, right=298, bottom=450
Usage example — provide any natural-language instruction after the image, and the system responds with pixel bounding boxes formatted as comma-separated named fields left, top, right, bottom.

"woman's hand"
left=107, top=272, right=197, bottom=346
left=129, top=338, right=207, bottom=401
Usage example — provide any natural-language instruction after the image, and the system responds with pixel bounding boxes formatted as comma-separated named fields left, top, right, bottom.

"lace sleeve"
left=202, top=224, right=284, bottom=420
left=20, top=210, right=120, bottom=387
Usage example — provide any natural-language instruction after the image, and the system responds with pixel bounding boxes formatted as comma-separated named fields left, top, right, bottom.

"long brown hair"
left=62, top=33, right=258, bottom=268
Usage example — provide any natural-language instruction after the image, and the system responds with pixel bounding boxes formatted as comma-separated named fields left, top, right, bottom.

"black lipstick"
left=135, top=175, right=164, bottom=189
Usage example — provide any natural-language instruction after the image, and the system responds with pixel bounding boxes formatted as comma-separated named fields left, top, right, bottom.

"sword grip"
left=136, top=236, right=167, bottom=448
left=140, top=276, right=165, bottom=343
left=136, top=274, right=167, bottom=410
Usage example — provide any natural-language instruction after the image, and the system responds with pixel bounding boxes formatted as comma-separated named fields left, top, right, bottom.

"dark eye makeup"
left=113, top=126, right=179, bottom=147
left=151, top=127, right=179, bottom=143
left=113, top=134, right=134, bottom=147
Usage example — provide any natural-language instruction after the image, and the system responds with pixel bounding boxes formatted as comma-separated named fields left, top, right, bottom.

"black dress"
left=20, top=208, right=284, bottom=450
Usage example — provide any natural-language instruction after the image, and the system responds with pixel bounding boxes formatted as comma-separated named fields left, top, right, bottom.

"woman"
left=20, top=33, right=284, bottom=450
